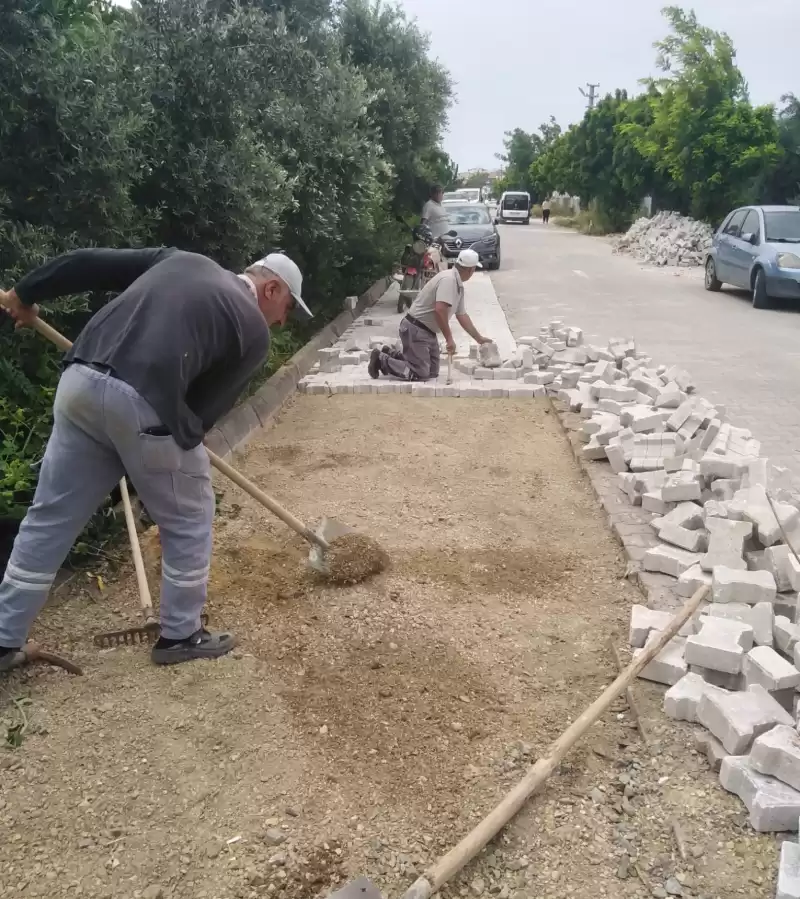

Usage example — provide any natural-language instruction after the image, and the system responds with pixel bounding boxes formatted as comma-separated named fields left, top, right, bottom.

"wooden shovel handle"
left=400, top=586, right=709, bottom=899
left=205, top=448, right=327, bottom=550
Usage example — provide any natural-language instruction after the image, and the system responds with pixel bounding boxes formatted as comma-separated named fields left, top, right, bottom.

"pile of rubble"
left=531, top=318, right=800, bottom=897
left=614, top=211, right=714, bottom=267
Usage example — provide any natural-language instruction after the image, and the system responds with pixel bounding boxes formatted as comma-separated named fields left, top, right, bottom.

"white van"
left=455, top=188, right=481, bottom=204
left=496, top=191, right=531, bottom=225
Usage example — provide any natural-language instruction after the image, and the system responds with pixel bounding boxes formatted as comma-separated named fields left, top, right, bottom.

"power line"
left=579, top=83, right=600, bottom=110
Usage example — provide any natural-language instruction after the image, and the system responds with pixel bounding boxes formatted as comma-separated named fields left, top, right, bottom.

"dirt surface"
left=0, top=396, right=778, bottom=899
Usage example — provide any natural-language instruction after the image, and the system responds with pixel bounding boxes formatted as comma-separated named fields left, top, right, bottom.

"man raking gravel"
left=0, top=247, right=311, bottom=670
left=368, top=249, right=493, bottom=382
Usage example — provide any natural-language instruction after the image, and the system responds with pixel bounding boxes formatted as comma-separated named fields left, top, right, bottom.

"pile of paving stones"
left=549, top=321, right=800, bottom=897
left=614, top=211, right=714, bottom=267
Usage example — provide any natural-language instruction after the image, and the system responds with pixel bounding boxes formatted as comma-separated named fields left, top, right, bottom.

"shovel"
left=10, top=311, right=353, bottom=576
left=326, top=587, right=708, bottom=899
left=205, top=449, right=353, bottom=574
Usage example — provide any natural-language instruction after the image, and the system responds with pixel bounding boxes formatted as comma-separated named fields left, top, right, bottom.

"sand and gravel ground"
left=0, top=397, right=777, bottom=899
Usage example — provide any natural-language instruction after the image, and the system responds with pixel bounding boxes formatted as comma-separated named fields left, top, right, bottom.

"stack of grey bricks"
left=551, top=326, right=800, bottom=898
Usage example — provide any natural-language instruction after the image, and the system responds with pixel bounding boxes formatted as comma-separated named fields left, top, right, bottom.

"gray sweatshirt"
left=15, top=248, right=270, bottom=449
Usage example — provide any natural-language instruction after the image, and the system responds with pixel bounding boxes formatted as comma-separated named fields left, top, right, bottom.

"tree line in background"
left=0, top=0, right=455, bottom=536
left=493, top=7, right=800, bottom=232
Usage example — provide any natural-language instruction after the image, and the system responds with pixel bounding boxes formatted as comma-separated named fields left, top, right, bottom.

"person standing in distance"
left=0, top=247, right=311, bottom=671
left=420, top=184, right=450, bottom=239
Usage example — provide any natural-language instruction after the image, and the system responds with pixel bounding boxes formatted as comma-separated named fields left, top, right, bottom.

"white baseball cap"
left=456, top=248, right=482, bottom=269
left=251, top=253, right=313, bottom=321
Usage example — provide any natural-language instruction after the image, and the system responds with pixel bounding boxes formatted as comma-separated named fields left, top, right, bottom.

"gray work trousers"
left=0, top=364, right=214, bottom=647
left=380, top=317, right=440, bottom=381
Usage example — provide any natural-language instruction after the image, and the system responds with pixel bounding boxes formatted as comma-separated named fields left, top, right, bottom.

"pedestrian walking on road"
left=368, top=249, right=492, bottom=382
left=0, top=247, right=310, bottom=671
left=542, top=197, right=552, bottom=224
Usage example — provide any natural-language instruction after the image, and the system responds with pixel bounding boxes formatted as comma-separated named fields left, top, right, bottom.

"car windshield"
left=446, top=205, right=491, bottom=225
left=504, top=194, right=529, bottom=210
left=765, top=210, right=800, bottom=242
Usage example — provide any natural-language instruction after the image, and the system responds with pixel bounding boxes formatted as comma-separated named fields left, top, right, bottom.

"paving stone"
left=642, top=491, right=675, bottom=515
left=766, top=545, right=796, bottom=593
left=629, top=605, right=675, bottom=649
left=720, top=755, right=800, bottom=832
left=460, top=385, right=490, bottom=398
left=698, top=684, right=792, bottom=754
left=743, top=645, right=800, bottom=692
left=605, top=442, right=628, bottom=474
left=410, top=383, right=436, bottom=397
left=643, top=544, right=702, bottom=578
left=685, top=616, right=753, bottom=674
left=651, top=501, right=705, bottom=533
left=750, top=725, right=800, bottom=792
left=712, top=566, right=777, bottom=605
left=711, top=478, right=740, bottom=502
left=633, top=632, right=688, bottom=685
left=705, top=600, right=774, bottom=647
left=677, top=563, right=713, bottom=599
left=473, top=367, right=495, bottom=380
left=776, top=839, right=800, bottom=899
left=693, top=730, right=728, bottom=772
left=582, top=437, right=607, bottom=461
left=435, top=385, right=461, bottom=397
left=659, top=522, right=708, bottom=553
left=775, top=616, right=800, bottom=655
left=700, top=518, right=752, bottom=572
left=505, top=385, right=536, bottom=398
left=729, top=485, right=800, bottom=547
left=339, top=352, right=361, bottom=365
left=689, top=665, right=744, bottom=691
left=664, top=672, right=720, bottom=723
left=662, top=470, right=702, bottom=503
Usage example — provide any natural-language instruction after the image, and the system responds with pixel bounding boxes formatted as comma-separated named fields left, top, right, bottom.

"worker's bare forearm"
left=456, top=313, right=487, bottom=344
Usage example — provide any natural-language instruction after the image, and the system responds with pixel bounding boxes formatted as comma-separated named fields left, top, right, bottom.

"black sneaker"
left=0, top=647, right=24, bottom=673
left=151, top=628, right=236, bottom=666
left=368, top=348, right=381, bottom=379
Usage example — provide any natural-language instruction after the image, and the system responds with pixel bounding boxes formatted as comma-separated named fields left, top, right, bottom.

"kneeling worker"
left=368, top=249, right=492, bottom=381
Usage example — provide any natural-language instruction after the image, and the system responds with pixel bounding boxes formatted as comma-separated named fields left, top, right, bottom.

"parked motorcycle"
left=397, top=224, right=448, bottom=313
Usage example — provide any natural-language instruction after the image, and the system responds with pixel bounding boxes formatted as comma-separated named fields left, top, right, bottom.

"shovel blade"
left=328, top=877, right=384, bottom=899
left=308, top=516, right=354, bottom=575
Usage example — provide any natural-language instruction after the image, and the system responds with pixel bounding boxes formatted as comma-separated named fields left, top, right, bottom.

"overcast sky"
left=393, top=0, right=800, bottom=172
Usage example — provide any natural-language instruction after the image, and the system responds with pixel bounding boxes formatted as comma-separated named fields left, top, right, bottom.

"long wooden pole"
left=399, top=587, right=709, bottom=899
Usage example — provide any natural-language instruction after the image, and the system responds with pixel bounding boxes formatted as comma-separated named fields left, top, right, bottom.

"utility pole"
left=579, top=83, right=599, bottom=110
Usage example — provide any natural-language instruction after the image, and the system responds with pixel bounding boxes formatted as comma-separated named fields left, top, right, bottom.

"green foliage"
left=0, top=0, right=452, bottom=545
left=494, top=118, right=561, bottom=199
left=459, top=170, right=491, bottom=189
left=506, top=6, right=794, bottom=231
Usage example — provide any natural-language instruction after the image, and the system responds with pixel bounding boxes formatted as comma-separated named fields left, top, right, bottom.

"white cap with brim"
left=251, top=253, right=313, bottom=321
left=456, top=248, right=483, bottom=269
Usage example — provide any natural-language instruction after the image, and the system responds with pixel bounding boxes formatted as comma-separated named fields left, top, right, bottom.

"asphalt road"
left=489, top=219, right=800, bottom=485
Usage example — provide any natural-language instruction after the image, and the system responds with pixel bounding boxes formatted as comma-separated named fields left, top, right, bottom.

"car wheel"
left=704, top=258, right=722, bottom=292
left=752, top=268, right=770, bottom=309
left=523, top=218, right=530, bottom=225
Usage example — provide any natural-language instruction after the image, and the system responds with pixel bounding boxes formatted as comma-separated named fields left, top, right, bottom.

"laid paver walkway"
left=299, top=275, right=519, bottom=395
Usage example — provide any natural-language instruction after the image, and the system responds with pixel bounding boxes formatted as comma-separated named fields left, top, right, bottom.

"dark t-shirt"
left=15, top=248, right=270, bottom=449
